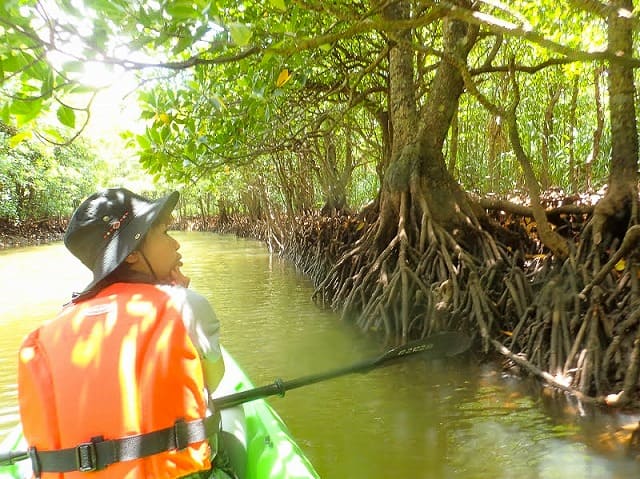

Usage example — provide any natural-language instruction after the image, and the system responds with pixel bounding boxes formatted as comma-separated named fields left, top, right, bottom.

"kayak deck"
left=216, top=347, right=319, bottom=478
left=0, top=346, right=319, bottom=479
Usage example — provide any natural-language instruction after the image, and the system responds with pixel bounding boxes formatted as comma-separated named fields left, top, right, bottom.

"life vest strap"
left=29, top=416, right=218, bottom=476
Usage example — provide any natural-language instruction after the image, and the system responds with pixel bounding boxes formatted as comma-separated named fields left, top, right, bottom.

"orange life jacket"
left=18, top=282, right=213, bottom=479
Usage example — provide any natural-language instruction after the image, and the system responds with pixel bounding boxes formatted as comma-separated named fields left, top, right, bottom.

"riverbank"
left=0, top=219, right=66, bottom=249
left=0, top=216, right=236, bottom=249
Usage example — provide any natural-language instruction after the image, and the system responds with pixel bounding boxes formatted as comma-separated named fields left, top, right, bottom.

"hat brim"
left=78, top=191, right=179, bottom=296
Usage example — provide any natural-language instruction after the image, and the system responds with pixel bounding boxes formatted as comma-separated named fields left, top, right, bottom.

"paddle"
left=213, top=331, right=471, bottom=409
left=0, top=331, right=470, bottom=466
left=0, top=450, right=28, bottom=466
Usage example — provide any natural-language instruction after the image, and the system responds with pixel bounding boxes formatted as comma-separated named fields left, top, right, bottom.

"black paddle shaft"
left=213, top=331, right=470, bottom=409
left=0, top=450, right=29, bottom=466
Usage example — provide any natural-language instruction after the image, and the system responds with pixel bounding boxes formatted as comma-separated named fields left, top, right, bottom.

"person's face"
left=127, top=219, right=182, bottom=282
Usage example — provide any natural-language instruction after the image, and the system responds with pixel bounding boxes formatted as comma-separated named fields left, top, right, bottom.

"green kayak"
left=0, top=346, right=319, bottom=479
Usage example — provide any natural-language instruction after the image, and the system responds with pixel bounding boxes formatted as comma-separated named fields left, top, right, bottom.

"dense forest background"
left=3, top=1, right=640, bottom=408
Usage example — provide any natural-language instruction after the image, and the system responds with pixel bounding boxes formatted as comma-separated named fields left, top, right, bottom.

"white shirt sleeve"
left=159, top=285, right=222, bottom=362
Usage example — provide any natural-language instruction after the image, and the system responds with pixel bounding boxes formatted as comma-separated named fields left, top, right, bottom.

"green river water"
left=1, top=232, right=640, bottom=478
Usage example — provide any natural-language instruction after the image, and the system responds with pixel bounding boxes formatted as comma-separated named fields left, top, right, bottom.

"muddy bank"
left=0, top=216, right=220, bottom=250
left=0, top=219, right=67, bottom=249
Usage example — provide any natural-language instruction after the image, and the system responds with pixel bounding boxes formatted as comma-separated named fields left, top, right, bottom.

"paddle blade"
left=380, top=331, right=471, bottom=364
left=436, top=331, right=472, bottom=357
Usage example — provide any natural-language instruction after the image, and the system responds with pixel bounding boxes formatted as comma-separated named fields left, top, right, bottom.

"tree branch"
left=444, top=1, right=640, bottom=67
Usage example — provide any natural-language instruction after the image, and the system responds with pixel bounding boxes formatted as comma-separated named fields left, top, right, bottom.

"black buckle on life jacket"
left=173, top=419, right=188, bottom=450
left=28, top=447, right=41, bottom=479
left=75, top=438, right=100, bottom=472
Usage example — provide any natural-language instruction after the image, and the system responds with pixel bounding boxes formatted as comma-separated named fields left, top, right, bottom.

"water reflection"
left=1, top=233, right=639, bottom=478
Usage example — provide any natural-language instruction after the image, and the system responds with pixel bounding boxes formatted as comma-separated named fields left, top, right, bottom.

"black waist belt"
left=29, top=416, right=219, bottom=477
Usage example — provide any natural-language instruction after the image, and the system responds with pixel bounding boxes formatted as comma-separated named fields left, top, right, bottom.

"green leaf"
left=89, top=23, right=109, bottom=51
left=173, top=34, right=193, bottom=55
left=2, top=52, right=34, bottom=73
left=9, top=130, right=32, bottom=148
left=13, top=100, right=43, bottom=125
left=39, top=127, right=64, bottom=143
left=41, top=70, right=54, bottom=97
left=229, top=23, right=253, bottom=47
left=136, top=133, right=151, bottom=149
left=29, top=60, right=51, bottom=83
left=166, top=0, right=196, bottom=20
left=69, top=84, right=96, bottom=95
left=57, top=0, right=79, bottom=15
left=62, top=61, right=85, bottom=73
left=10, top=98, right=42, bottom=116
left=89, top=0, right=128, bottom=17
left=211, top=94, right=226, bottom=110
left=0, top=55, right=17, bottom=73
left=159, top=124, right=171, bottom=142
left=0, top=103, right=9, bottom=123
left=140, top=110, right=156, bottom=120
left=56, top=105, right=76, bottom=128
left=270, top=0, right=286, bottom=11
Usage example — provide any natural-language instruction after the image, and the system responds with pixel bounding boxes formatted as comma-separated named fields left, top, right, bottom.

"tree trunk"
left=588, top=66, right=605, bottom=191
left=317, top=129, right=353, bottom=215
left=591, top=0, right=638, bottom=244
left=380, top=0, right=479, bottom=232
left=448, top=107, right=459, bottom=175
left=315, top=2, right=504, bottom=345
left=541, top=85, right=561, bottom=190
left=414, top=2, right=479, bottom=229
left=378, top=1, right=480, bottom=234
left=569, top=77, right=579, bottom=192
left=376, top=0, right=419, bottom=247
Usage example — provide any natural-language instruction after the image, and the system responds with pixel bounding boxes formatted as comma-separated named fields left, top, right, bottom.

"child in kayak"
left=17, top=188, right=237, bottom=479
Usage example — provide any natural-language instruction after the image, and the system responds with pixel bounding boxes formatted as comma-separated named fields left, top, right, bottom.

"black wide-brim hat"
left=64, top=188, right=179, bottom=295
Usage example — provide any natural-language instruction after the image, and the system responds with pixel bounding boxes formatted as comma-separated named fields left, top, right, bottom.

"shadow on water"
left=1, top=232, right=640, bottom=478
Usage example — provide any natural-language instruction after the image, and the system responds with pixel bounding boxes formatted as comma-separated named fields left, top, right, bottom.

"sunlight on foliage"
left=0, top=0, right=626, bottom=218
